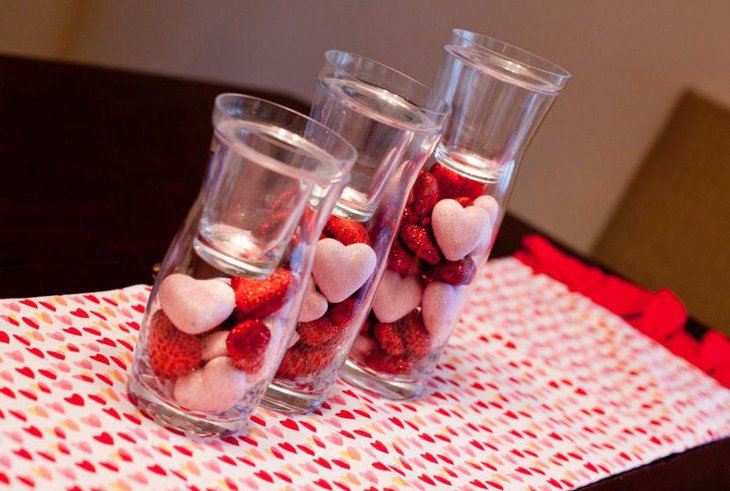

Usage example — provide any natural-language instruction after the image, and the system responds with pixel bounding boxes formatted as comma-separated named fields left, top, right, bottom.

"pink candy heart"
left=432, top=199, right=492, bottom=261
left=173, top=356, right=247, bottom=413
left=421, top=281, right=465, bottom=347
left=474, top=195, right=499, bottom=223
left=200, top=330, right=230, bottom=361
left=372, top=270, right=422, bottom=323
left=158, top=274, right=235, bottom=335
left=313, top=238, right=376, bottom=303
left=351, top=335, right=377, bottom=358
left=298, top=279, right=328, bottom=322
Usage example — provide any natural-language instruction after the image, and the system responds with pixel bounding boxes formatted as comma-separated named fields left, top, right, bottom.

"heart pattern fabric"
left=0, top=258, right=728, bottom=491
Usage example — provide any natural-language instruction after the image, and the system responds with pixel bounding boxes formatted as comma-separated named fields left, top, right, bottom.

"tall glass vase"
left=342, top=29, right=571, bottom=399
left=262, top=51, right=449, bottom=412
left=128, top=94, right=355, bottom=437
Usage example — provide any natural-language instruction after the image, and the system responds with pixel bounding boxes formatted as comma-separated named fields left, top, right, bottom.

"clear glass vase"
left=261, top=51, right=449, bottom=413
left=341, top=30, right=571, bottom=399
left=128, top=94, right=355, bottom=437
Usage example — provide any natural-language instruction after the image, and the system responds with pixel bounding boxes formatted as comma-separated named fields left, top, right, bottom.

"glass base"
left=127, top=375, right=249, bottom=438
left=340, top=359, right=428, bottom=400
left=260, top=382, right=325, bottom=414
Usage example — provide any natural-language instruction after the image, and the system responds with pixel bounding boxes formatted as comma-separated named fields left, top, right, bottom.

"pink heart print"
left=372, top=269, right=422, bottom=323
left=173, top=356, right=247, bottom=413
left=158, top=274, right=235, bottom=335
left=431, top=199, right=492, bottom=261
left=312, top=238, right=376, bottom=303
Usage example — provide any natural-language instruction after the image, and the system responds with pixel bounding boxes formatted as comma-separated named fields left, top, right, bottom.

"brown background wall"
left=2, top=0, right=730, bottom=254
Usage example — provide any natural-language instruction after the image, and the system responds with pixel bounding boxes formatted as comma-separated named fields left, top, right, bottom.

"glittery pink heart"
left=158, top=274, right=235, bottom=335
left=432, top=199, right=492, bottom=261
left=312, top=238, right=376, bottom=303
left=474, top=195, right=500, bottom=223
left=372, top=270, right=422, bottom=323
left=421, top=282, right=465, bottom=347
left=298, top=279, right=328, bottom=322
left=351, top=335, right=377, bottom=359
left=173, top=356, right=247, bottom=413
left=200, top=331, right=229, bottom=361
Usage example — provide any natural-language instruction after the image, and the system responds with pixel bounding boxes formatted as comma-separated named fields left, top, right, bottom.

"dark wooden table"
left=0, top=55, right=727, bottom=490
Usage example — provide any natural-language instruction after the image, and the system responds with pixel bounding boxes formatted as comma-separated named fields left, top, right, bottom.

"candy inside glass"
left=261, top=51, right=449, bottom=413
left=127, top=94, right=355, bottom=437
left=341, top=30, right=571, bottom=399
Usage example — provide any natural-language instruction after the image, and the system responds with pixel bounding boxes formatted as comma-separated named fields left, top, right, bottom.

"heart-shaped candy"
left=474, top=195, right=499, bottom=224
left=173, top=356, right=247, bottom=413
left=432, top=199, right=492, bottom=261
left=200, top=330, right=229, bottom=361
left=421, top=281, right=465, bottom=348
left=298, top=279, right=328, bottom=322
left=313, top=238, right=376, bottom=303
left=351, top=335, right=377, bottom=359
left=158, top=274, right=235, bottom=335
left=372, top=270, right=422, bottom=323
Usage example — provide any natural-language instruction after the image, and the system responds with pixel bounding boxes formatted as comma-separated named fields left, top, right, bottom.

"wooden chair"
left=593, top=91, right=730, bottom=334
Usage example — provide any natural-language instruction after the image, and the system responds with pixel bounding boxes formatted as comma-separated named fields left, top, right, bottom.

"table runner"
left=0, top=257, right=728, bottom=490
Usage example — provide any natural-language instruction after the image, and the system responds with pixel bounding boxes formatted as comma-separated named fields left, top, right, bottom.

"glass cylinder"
left=128, top=94, right=356, bottom=437
left=262, top=51, right=449, bottom=412
left=342, top=30, right=571, bottom=399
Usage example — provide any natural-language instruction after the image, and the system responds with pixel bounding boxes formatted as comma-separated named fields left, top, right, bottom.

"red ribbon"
left=515, top=234, right=730, bottom=388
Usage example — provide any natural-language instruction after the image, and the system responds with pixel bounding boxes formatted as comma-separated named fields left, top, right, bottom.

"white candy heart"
left=298, top=279, right=328, bottom=322
left=474, top=195, right=499, bottom=224
left=432, top=199, right=492, bottom=261
left=158, top=274, right=235, bottom=335
left=173, top=356, right=247, bottom=413
left=200, top=330, right=229, bottom=361
left=313, top=238, right=376, bottom=303
left=421, top=282, right=465, bottom=348
left=372, top=270, right=422, bottom=323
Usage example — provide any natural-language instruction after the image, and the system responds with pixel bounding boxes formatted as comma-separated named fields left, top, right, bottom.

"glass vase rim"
left=321, top=50, right=451, bottom=125
left=213, top=93, right=357, bottom=185
left=449, top=29, right=571, bottom=93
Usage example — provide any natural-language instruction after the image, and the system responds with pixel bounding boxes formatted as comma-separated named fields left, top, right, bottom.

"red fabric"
left=700, top=331, right=730, bottom=372
left=515, top=234, right=730, bottom=388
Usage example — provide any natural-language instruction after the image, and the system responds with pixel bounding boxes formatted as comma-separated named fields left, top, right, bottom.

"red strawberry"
left=365, top=350, right=413, bottom=374
left=330, top=297, right=358, bottom=327
left=402, top=206, right=418, bottom=224
left=297, top=316, right=342, bottom=346
left=400, top=312, right=431, bottom=358
left=269, top=187, right=298, bottom=211
left=323, top=215, right=370, bottom=245
left=276, top=343, right=337, bottom=378
left=431, top=162, right=486, bottom=200
left=455, top=196, right=474, bottom=207
left=387, top=239, right=421, bottom=276
left=400, top=224, right=442, bottom=265
left=226, top=319, right=271, bottom=373
left=256, top=209, right=291, bottom=237
left=147, top=311, right=202, bottom=377
left=373, top=321, right=405, bottom=356
left=232, top=268, right=293, bottom=319
left=411, top=171, right=440, bottom=219
left=426, top=257, right=477, bottom=285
